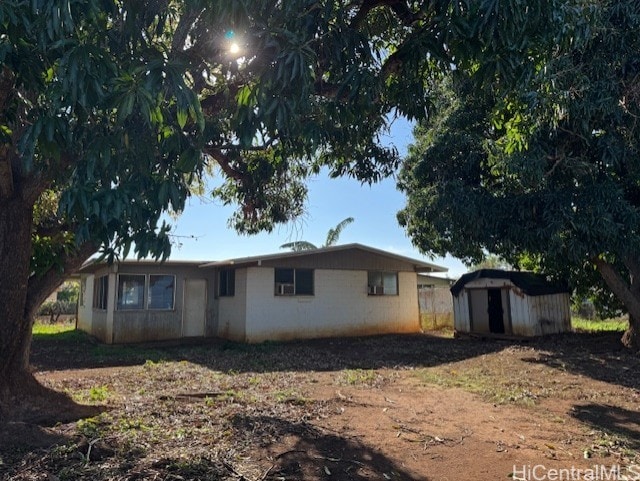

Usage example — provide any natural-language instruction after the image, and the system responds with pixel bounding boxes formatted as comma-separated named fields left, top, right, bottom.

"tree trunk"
left=621, top=314, right=640, bottom=351
left=0, top=198, right=35, bottom=389
left=593, top=258, right=640, bottom=352
left=0, top=198, right=101, bottom=423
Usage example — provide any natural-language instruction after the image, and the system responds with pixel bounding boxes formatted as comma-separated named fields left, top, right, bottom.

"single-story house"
left=450, top=269, right=571, bottom=337
left=77, top=244, right=446, bottom=344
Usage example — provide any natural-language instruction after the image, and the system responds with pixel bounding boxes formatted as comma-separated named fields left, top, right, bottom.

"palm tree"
left=280, top=217, right=354, bottom=251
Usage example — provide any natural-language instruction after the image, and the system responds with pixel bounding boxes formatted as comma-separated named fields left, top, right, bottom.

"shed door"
left=487, top=288, right=505, bottom=334
left=183, top=279, right=207, bottom=337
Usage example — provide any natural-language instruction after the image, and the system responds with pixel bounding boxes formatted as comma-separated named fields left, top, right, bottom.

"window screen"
left=148, top=275, right=175, bottom=309
left=117, top=274, right=145, bottom=310
left=93, top=275, right=109, bottom=310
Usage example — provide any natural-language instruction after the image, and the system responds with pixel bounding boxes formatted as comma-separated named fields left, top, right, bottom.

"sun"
left=229, top=42, right=241, bottom=55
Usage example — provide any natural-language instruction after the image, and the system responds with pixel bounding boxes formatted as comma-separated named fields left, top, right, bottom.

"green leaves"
left=399, top=0, right=640, bottom=325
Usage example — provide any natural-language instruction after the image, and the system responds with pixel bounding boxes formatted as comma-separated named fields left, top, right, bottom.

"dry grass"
left=2, top=327, right=639, bottom=480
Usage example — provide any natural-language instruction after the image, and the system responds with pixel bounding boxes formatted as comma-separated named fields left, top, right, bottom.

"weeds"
left=572, top=317, right=627, bottom=332
left=338, top=369, right=378, bottom=386
left=417, top=366, right=538, bottom=406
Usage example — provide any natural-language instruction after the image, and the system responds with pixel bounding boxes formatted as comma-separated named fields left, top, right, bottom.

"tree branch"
left=171, top=7, right=203, bottom=55
left=203, top=147, right=248, bottom=183
left=25, top=242, right=97, bottom=318
left=593, top=257, right=640, bottom=320
left=622, top=254, right=640, bottom=296
left=350, top=0, right=421, bottom=29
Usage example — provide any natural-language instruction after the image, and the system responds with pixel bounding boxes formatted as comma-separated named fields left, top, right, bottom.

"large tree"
left=398, top=1, right=640, bottom=349
left=3, top=0, right=524, bottom=418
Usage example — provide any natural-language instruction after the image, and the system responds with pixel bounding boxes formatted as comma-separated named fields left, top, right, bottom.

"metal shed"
left=450, top=269, right=571, bottom=337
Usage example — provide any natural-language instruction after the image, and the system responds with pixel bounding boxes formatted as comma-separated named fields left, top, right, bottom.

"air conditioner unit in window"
left=276, top=283, right=295, bottom=295
left=368, top=285, right=384, bottom=295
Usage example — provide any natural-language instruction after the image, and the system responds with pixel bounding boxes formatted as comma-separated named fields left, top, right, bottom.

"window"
left=219, top=269, right=235, bottom=297
left=367, top=271, right=398, bottom=296
left=274, top=268, right=314, bottom=296
left=148, top=275, right=175, bottom=309
left=117, top=274, right=145, bottom=310
left=93, top=275, right=109, bottom=310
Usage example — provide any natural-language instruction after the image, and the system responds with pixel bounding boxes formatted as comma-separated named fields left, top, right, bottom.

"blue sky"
left=165, top=117, right=468, bottom=278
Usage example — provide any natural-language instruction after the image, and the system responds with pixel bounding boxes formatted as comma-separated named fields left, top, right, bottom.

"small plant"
left=273, top=388, right=308, bottom=405
left=116, top=417, right=149, bottom=432
left=89, top=385, right=110, bottom=402
left=77, top=417, right=103, bottom=437
left=339, top=369, right=378, bottom=386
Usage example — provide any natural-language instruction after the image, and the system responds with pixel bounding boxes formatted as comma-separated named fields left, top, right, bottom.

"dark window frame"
left=148, top=274, right=176, bottom=310
left=219, top=269, right=236, bottom=297
left=367, top=271, right=399, bottom=296
left=93, top=275, right=109, bottom=310
left=117, top=274, right=146, bottom=310
left=274, top=268, right=314, bottom=296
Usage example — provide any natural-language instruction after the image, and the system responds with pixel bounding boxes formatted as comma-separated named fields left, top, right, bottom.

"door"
left=183, top=278, right=207, bottom=337
left=487, top=288, right=505, bottom=334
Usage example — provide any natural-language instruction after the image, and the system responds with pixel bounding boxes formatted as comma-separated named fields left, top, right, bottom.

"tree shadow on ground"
left=31, top=330, right=640, bottom=392
left=570, top=403, right=640, bottom=449
left=30, top=331, right=508, bottom=373
left=521, top=332, right=640, bottom=391
left=229, top=414, right=427, bottom=481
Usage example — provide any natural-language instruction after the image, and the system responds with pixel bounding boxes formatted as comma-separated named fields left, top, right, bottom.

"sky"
left=164, top=117, right=468, bottom=279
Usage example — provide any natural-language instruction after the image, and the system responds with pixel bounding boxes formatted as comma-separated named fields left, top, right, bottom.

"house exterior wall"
left=236, top=267, right=420, bottom=343
left=110, top=265, right=215, bottom=344
left=77, top=271, right=110, bottom=342
left=217, top=267, right=248, bottom=342
left=77, top=263, right=216, bottom=344
left=77, top=274, right=94, bottom=333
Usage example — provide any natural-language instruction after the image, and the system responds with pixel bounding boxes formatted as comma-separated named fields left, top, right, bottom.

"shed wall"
left=453, top=279, right=571, bottom=337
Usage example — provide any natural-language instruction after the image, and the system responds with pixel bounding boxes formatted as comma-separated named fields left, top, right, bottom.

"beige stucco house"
left=77, top=244, right=446, bottom=344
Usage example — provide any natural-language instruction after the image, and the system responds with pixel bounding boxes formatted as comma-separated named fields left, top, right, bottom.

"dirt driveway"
left=2, top=331, right=639, bottom=480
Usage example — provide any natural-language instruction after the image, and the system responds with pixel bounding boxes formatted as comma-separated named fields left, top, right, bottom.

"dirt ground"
left=1, top=330, right=639, bottom=480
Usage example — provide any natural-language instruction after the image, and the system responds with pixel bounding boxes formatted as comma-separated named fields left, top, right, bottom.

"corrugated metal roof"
left=450, top=269, right=570, bottom=297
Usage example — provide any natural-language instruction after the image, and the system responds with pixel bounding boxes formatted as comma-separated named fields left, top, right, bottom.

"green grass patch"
left=272, top=388, right=309, bottom=405
left=572, top=316, right=627, bottom=333
left=338, top=369, right=378, bottom=386
left=417, top=366, right=538, bottom=406
left=32, top=321, right=87, bottom=342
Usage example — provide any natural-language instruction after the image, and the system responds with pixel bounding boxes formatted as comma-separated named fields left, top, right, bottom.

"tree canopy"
left=398, top=0, right=640, bottom=348
left=4, top=0, right=545, bottom=416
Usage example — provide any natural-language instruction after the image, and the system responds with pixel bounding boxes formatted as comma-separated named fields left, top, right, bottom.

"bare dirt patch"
left=1, top=331, right=639, bottom=480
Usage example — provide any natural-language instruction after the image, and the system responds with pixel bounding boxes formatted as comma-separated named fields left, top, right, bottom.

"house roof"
left=201, top=243, right=447, bottom=273
left=450, top=269, right=570, bottom=297
left=78, top=259, right=205, bottom=274
left=77, top=244, right=447, bottom=274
